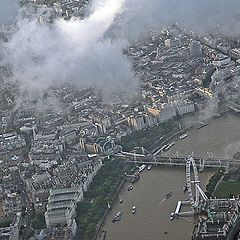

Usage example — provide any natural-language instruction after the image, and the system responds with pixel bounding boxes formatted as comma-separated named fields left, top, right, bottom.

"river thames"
left=99, top=112, right=240, bottom=240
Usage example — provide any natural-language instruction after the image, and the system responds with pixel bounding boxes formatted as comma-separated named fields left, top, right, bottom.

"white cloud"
left=3, top=0, right=137, bottom=96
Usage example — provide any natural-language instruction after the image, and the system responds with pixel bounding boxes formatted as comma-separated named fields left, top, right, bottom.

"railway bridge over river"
left=115, top=151, right=240, bottom=171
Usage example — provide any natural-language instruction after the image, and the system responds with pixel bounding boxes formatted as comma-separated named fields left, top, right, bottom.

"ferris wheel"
left=186, top=156, right=208, bottom=209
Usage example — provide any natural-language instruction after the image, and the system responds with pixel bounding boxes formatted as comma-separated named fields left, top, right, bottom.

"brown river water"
left=99, top=112, right=240, bottom=240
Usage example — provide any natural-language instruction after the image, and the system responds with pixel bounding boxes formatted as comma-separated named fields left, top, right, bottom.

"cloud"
left=2, top=0, right=240, bottom=100
left=3, top=0, right=137, bottom=97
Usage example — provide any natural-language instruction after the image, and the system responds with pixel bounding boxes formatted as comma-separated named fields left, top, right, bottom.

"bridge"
left=227, top=102, right=240, bottom=113
left=115, top=151, right=240, bottom=170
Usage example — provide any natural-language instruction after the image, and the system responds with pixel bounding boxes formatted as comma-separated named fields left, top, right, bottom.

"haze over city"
left=1, top=0, right=240, bottom=97
left=1, top=1, right=240, bottom=240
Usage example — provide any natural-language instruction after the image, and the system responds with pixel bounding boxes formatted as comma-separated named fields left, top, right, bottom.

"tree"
left=75, top=159, right=133, bottom=240
left=32, top=213, right=46, bottom=230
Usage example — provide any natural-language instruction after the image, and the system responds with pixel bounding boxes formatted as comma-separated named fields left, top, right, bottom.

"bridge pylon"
left=225, top=162, right=229, bottom=174
left=218, top=160, right=222, bottom=168
left=191, top=151, right=197, bottom=158
left=133, top=153, right=137, bottom=164
left=153, top=156, right=157, bottom=164
left=205, top=152, right=211, bottom=159
left=199, top=159, right=205, bottom=172
left=141, top=146, right=145, bottom=155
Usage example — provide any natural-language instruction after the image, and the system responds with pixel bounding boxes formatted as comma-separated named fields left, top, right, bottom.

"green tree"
left=32, top=213, right=46, bottom=230
left=75, top=159, right=133, bottom=240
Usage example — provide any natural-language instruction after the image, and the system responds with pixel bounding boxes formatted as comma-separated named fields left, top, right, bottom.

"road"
left=11, top=171, right=34, bottom=239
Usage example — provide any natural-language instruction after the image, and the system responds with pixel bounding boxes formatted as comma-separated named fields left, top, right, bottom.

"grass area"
left=214, top=181, right=240, bottom=198
left=121, top=120, right=178, bottom=151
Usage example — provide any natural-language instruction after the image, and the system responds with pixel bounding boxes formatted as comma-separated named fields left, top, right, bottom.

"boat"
left=107, top=202, right=111, bottom=209
left=179, top=133, right=188, bottom=140
left=99, top=230, right=107, bottom=240
left=147, top=165, right=152, bottom=170
left=165, top=142, right=175, bottom=151
left=170, top=212, right=175, bottom=220
left=138, top=164, right=147, bottom=172
left=132, top=206, right=136, bottom=214
left=183, top=186, right=187, bottom=193
left=165, top=191, right=172, bottom=198
left=112, top=211, right=123, bottom=222
left=119, top=199, right=123, bottom=203
left=127, top=185, right=133, bottom=191
left=213, top=113, right=221, bottom=119
left=131, top=174, right=140, bottom=183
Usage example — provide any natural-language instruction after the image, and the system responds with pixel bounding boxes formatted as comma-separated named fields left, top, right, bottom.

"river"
left=171, top=112, right=240, bottom=158
left=99, top=112, right=240, bottom=240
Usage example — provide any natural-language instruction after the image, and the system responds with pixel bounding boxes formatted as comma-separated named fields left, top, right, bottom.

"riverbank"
left=93, top=177, right=127, bottom=240
left=120, top=120, right=179, bottom=152
left=205, top=168, right=224, bottom=197
left=75, top=159, right=133, bottom=240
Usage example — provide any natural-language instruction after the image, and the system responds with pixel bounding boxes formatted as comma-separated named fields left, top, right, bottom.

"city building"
left=192, top=198, right=240, bottom=240
left=229, top=48, right=240, bottom=60
left=176, top=100, right=195, bottom=116
left=45, top=186, right=83, bottom=227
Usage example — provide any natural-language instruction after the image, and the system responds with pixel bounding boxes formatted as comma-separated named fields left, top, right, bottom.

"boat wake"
left=159, top=192, right=172, bottom=206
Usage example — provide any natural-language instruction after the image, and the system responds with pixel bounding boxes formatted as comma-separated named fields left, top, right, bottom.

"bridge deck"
left=116, top=152, right=240, bottom=168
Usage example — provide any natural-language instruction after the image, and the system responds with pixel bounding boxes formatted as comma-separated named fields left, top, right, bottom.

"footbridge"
left=115, top=151, right=240, bottom=170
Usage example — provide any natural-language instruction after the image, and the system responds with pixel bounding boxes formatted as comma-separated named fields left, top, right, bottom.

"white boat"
left=213, top=113, right=221, bottom=119
left=132, top=206, right=136, bottom=214
left=179, top=133, right=188, bottom=140
left=138, top=164, right=147, bottom=172
left=131, top=174, right=140, bottom=183
left=165, top=142, right=175, bottom=151
left=112, top=211, right=123, bottom=222
left=170, top=212, right=175, bottom=220
left=147, top=165, right=152, bottom=170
